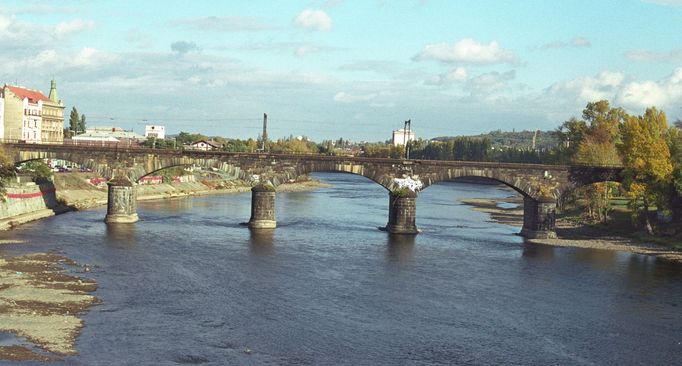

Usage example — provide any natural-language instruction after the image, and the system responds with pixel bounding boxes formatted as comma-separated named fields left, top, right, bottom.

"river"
left=1, top=173, right=681, bottom=365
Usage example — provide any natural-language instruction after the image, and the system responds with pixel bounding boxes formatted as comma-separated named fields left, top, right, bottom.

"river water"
left=2, top=173, right=681, bottom=365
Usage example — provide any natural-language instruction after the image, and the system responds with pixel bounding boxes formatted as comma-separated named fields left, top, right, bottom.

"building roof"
left=191, top=139, right=222, bottom=148
left=78, top=126, right=145, bottom=140
left=4, top=85, right=50, bottom=104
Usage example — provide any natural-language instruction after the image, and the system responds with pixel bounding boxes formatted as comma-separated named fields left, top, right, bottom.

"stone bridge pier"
left=385, top=190, right=419, bottom=234
left=520, top=196, right=557, bottom=239
left=104, top=175, right=139, bottom=224
left=382, top=190, right=557, bottom=238
left=248, top=184, right=277, bottom=229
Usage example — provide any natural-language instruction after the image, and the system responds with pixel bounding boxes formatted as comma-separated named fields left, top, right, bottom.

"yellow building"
left=1, top=80, right=64, bottom=143
left=42, top=80, right=65, bottom=144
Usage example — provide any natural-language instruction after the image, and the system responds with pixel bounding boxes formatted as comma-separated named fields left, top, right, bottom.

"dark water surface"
left=1, top=173, right=681, bottom=365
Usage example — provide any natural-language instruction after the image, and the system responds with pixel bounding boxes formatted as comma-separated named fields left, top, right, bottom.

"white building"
left=22, top=98, right=43, bottom=143
left=1, top=85, right=48, bottom=143
left=72, top=126, right=145, bottom=144
left=189, top=140, right=222, bottom=151
left=145, top=125, right=165, bottom=139
left=392, top=128, right=416, bottom=146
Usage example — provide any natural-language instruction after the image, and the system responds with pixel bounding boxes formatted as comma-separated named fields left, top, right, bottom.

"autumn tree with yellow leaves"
left=557, top=101, right=626, bottom=221
left=619, top=107, right=673, bottom=234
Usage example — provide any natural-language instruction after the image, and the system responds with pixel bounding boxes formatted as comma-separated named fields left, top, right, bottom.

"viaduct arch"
left=6, top=143, right=623, bottom=239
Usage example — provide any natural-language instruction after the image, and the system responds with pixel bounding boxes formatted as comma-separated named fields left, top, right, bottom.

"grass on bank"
left=559, top=196, right=682, bottom=250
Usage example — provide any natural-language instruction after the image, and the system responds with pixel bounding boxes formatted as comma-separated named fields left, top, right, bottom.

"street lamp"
left=404, top=119, right=411, bottom=159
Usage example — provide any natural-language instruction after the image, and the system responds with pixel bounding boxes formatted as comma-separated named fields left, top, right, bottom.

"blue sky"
left=1, top=0, right=681, bottom=141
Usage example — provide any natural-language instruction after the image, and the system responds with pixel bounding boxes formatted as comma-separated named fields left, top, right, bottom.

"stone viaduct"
left=6, top=142, right=622, bottom=239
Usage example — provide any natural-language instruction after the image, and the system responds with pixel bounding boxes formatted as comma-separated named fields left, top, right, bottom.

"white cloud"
left=54, top=19, right=94, bottom=39
left=465, top=70, right=516, bottom=97
left=22, top=47, right=118, bottom=71
left=74, top=47, right=118, bottom=67
left=324, top=0, right=344, bottom=8
left=295, top=44, right=320, bottom=57
left=293, top=9, right=333, bottom=32
left=642, top=0, right=682, bottom=6
left=338, top=60, right=399, bottom=73
left=618, top=68, right=682, bottom=109
left=333, top=91, right=377, bottom=103
left=537, top=37, right=591, bottom=50
left=171, top=16, right=274, bottom=32
left=426, top=67, right=468, bottom=85
left=625, top=49, right=682, bottom=62
left=548, top=71, right=625, bottom=102
left=546, top=68, right=682, bottom=112
left=414, top=38, right=517, bottom=65
left=572, top=37, right=591, bottom=47
left=126, top=29, right=154, bottom=49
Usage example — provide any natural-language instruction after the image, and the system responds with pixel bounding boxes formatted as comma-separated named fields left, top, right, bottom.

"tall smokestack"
left=262, top=113, right=268, bottom=151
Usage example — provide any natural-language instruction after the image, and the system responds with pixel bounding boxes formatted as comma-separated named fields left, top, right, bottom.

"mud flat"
left=0, top=251, right=98, bottom=362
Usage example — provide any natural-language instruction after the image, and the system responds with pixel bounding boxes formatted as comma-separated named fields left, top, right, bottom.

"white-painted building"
left=145, top=125, right=165, bottom=139
left=2, top=85, right=49, bottom=143
left=189, top=140, right=222, bottom=151
left=72, top=126, right=145, bottom=143
left=392, top=128, right=416, bottom=146
left=22, top=98, right=43, bottom=143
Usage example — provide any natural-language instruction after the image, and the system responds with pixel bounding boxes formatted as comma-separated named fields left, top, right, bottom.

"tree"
left=666, top=124, right=682, bottom=221
left=22, top=160, right=53, bottom=182
left=573, top=100, right=626, bottom=166
left=620, top=107, right=673, bottom=234
left=78, top=114, right=86, bottom=134
left=574, top=135, right=622, bottom=166
left=69, top=107, right=79, bottom=134
left=555, top=117, right=588, bottom=160
left=0, top=146, right=16, bottom=197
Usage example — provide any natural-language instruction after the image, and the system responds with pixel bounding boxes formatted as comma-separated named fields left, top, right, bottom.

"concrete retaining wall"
left=0, top=183, right=58, bottom=219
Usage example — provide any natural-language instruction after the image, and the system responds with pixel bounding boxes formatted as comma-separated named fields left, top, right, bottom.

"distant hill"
left=432, top=129, right=559, bottom=150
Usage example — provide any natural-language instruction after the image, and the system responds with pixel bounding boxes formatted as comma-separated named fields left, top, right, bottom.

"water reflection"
left=386, top=234, right=415, bottom=262
left=104, top=224, right=137, bottom=248
left=248, top=229, right=274, bottom=256
left=570, top=247, right=621, bottom=271
left=521, top=242, right=555, bottom=260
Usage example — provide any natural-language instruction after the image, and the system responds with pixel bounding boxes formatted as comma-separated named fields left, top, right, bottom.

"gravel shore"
left=0, top=253, right=98, bottom=362
left=461, top=196, right=682, bottom=263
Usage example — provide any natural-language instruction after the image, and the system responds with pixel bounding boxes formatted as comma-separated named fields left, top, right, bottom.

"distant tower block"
left=262, top=113, right=268, bottom=150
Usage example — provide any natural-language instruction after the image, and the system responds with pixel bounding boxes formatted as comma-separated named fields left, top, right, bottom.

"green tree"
left=620, top=107, right=673, bottom=234
left=555, top=117, right=588, bottom=160
left=78, top=114, right=86, bottom=134
left=22, top=160, right=53, bottom=181
left=0, top=146, right=16, bottom=197
left=69, top=107, right=79, bottom=134
left=574, top=101, right=626, bottom=166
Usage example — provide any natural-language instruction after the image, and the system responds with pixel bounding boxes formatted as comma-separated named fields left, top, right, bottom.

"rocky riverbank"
left=461, top=196, right=682, bottom=263
left=0, top=250, right=98, bottom=362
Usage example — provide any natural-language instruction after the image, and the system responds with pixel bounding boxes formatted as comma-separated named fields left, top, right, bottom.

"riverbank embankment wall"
left=0, top=182, right=60, bottom=229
